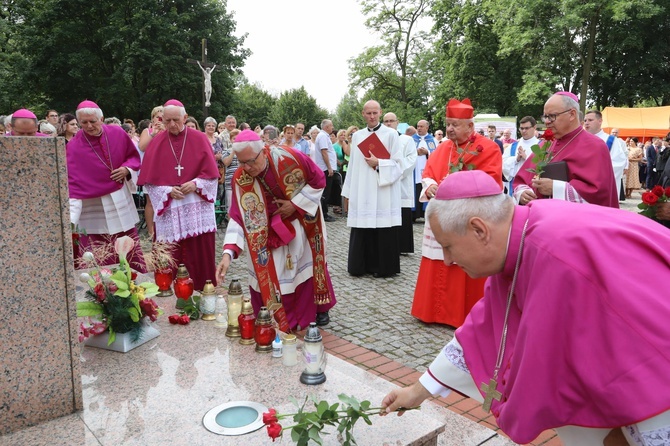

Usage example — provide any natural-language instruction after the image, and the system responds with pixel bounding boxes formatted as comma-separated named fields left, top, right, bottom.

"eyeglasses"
left=238, top=151, right=263, bottom=166
left=541, top=109, right=572, bottom=122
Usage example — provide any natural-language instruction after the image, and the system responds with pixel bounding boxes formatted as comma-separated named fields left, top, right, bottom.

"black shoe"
left=323, top=215, right=336, bottom=222
left=316, top=311, right=330, bottom=326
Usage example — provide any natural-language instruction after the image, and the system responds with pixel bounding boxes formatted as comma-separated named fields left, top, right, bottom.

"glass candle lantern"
left=238, top=298, right=256, bottom=345
left=282, top=334, right=298, bottom=367
left=254, top=306, right=276, bottom=353
left=173, top=264, right=194, bottom=309
left=200, top=280, right=217, bottom=321
left=225, top=279, right=243, bottom=337
left=300, top=322, right=326, bottom=385
left=154, top=266, right=174, bottom=297
left=215, top=295, right=228, bottom=328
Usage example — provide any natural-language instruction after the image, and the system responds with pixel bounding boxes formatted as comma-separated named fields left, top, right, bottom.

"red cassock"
left=411, top=133, right=503, bottom=327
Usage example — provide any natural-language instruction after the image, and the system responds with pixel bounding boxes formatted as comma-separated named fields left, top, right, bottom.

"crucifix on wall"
left=187, top=38, right=218, bottom=118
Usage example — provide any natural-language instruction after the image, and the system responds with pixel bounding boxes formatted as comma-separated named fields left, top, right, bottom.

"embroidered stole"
left=233, top=146, right=331, bottom=332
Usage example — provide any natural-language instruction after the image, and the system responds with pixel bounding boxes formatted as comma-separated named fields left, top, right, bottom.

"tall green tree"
left=348, top=0, right=437, bottom=120
left=268, top=87, right=328, bottom=131
left=229, top=81, right=277, bottom=128
left=4, top=0, right=248, bottom=121
left=333, top=91, right=363, bottom=130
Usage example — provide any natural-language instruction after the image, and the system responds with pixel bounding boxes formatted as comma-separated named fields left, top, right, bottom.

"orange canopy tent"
left=601, top=106, right=670, bottom=139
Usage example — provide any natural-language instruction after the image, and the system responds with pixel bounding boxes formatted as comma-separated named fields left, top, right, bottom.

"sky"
left=225, top=0, right=379, bottom=113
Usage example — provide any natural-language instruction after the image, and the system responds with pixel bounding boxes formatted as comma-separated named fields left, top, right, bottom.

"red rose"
left=107, top=282, right=118, bottom=293
left=542, top=128, right=555, bottom=141
left=665, top=187, right=670, bottom=197
left=652, top=185, right=665, bottom=197
left=178, top=314, right=190, bottom=325
left=140, top=298, right=159, bottom=322
left=266, top=422, right=282, bottom=441
left=131, top=272, right=138, bottom=280
left=642, top=192, right=659, bottom=205
left=468, top=133, right=476, bottom=143
left=476, top=145, right=483, bottom=152
left=168, top=314, right=181, bottom=325
left=263, top=409, right=278, bottom=425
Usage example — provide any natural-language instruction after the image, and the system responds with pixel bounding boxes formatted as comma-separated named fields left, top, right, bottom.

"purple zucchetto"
left=12, top=108, right=37, bottom=119
left=435, top=170, right=502, bottom=201
left=553, top=91, right=579, bottom=103
left=77, top=100, right=100, bottom=110
left=235, top=129, right=261, bottom=142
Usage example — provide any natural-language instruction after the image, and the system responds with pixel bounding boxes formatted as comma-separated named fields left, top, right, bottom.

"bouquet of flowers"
left=638, top=185, right=670, bottom=222
left=77, top=236, right=161, bottom=345
left=263, top=394, right=418, bottom=445
left=449, top=133, right=483, bottom=173
left=525, top=128, right=555, bottom=177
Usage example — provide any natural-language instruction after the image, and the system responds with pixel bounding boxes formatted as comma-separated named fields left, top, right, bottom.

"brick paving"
left=141, top=190, right=644, bottom=446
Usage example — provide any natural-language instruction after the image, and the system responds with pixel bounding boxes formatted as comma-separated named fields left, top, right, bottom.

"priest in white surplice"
left=584, top=110, right=627, bottom=198
left=342, top=100, right=403, bottom=278
left=502, top=116, right=539, bottom=195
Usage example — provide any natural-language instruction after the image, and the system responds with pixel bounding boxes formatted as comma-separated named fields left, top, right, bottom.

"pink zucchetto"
left=235, top=129, right=261, bottom=142
left=12, top=108, right=37, bottom=119
left=77, top=100, right=100, bottom=110
left=553, top=91, right=579, bottom=103
left=435, top=170, right=502, bottom=201
left=163, top=99, right=184, bottom=108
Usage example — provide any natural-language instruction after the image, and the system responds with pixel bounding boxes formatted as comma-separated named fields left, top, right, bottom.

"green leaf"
left=77, top=302, right=104, bottom=317
left=317, top=400, right=329, bottom=417
left=111, top=270, right=127, bottom=283
left=114, top=289, right=131, bottom=298
left=308, top=426, right=323, bottom=445
left=128, top=307, right=140, bottom=322
left=107, top=328, right=116, bottom=346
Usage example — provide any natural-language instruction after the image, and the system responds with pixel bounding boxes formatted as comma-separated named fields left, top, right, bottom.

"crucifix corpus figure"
left=197, top=61, right=216, bottom=107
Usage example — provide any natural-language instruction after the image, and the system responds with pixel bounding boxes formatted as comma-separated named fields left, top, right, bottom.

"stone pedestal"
left=0, top=136, right=83, bottom=435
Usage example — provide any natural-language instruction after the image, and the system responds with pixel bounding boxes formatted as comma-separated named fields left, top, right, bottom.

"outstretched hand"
left=380, top=382, right=431, bottom=416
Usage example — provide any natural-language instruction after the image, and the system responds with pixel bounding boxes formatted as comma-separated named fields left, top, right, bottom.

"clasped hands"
left=170, top=181, right=196, bottom=200
left=273, top=198, right=296, bottom=219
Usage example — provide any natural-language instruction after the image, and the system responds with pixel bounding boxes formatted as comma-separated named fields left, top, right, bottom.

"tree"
left=348, top=0, right=437, bottom=121
left=268, top=87, right=328, bottom=131
left=229, top=81, right=277, bottom=128
left=333, top=91, right=363, bottom=130
left=3, top=0, right=249, bottom=122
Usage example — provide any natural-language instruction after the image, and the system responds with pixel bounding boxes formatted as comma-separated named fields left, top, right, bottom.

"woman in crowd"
left=626, top=137, right=643, bottom=198
left=282, top=124, right=297, bottom=148
left=138, top=106, right=164, bottom=239
left=221, top=128, right=240, bottom=213
left=57, top=113, right=79, bottom=143
left=185, top=117, right=200, bottom=130
left=330, top=130, right=346, bottom=214
left=204, top=117, right=225, bottom=201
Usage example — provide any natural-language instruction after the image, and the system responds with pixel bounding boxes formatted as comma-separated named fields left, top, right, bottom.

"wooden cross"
left=480, top=378, right=502, bottom=413
left=187, top=38, right=217, bottom=119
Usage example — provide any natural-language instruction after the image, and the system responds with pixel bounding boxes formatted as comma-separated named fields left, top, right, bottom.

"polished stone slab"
left=1, top=290, right=507, bottom=445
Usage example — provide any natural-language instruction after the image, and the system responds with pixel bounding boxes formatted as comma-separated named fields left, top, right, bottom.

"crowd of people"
left=3, top=91, right=670, bottom=444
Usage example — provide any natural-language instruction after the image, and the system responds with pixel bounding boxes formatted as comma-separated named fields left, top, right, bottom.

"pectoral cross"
left=175, top=164, right=184, bottom=176
left=480, top=378, right=502, bottom=413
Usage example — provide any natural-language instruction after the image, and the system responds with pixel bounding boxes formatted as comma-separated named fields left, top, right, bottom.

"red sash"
left=233, top=146, right=331, bottom=332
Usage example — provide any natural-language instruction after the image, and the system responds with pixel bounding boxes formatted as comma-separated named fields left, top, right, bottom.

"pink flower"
left=89, top=322, right=107, bottom=335
left=107, top=282, right=118, bottom=293
left=94, top=283, right=106, bottom=301
left=114, top=236, right=135, bottom=259
left=140, top=299, right=159, bottom=322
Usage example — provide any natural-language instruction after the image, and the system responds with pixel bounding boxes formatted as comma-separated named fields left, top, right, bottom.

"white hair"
left=164, top=105, right=186, bottom=117
left=76, top=107, right=103, bottom=120
left=557, top=95, right=579, bottom=112
left=320, top=119, right=332, bottom=129
left=40, top=122, right=56, bottom=134
left=204, top=116, right=217, bottom=126
left=309, top=125, right=319, bottom=133
left=426, top=193, right=513, bottom=235
left=232, top=139, right=264, bottom=154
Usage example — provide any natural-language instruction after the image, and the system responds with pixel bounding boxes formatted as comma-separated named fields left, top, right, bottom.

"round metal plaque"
left=203, top=401, right=269, bottom=436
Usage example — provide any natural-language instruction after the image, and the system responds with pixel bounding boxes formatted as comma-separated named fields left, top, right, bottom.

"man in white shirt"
left=502, top=116, right=538, bottom=195
left=314, top=119, right=337, bottom=222
left=584, top=110, right=627, bottom=198
left=411, top=120, right=437, bottom=221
